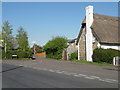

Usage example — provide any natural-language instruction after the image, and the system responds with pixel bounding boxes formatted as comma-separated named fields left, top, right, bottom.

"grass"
left=70, top=60, right=113, bottom=66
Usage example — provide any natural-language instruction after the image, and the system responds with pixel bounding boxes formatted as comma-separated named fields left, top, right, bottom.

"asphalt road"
left=2, top=61, right=118, bottom=88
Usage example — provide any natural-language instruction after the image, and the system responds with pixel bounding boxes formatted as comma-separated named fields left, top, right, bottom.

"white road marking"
left=104, top=80, right=113, bottom=83
left=98, top=79, right=105, bottom=82
left=56, top=71, right=65, bottom=74
left=105, top=79, right=118, bottom=82
left=84, top=77, right=95, bottom=79
left=4, top=62, right=118, bottom=84
left=74, top=74, right=82, bottom=77
left=89, top=76, right=100, bottom=79
left=49, top=69, right=55, bottom=72
left=78, top=74, right=87, bottom=77
left=63, top=72, right=73, bottom=75
left=19, top=65, right=23, bottom=66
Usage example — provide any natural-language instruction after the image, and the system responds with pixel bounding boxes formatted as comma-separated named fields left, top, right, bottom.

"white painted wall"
left=86, top=6, right=94, bottom=62
left=97, top=43, right=120, bottom=50
left=66, top=41, right=78, bottom=60
left=78, top=40, right=80, bottom=60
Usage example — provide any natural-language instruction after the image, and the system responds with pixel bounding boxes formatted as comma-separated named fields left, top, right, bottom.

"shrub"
left=36, top=49, right=44, bottom=53
left=3, top=49, right=33, bottom=59
left=43, top=36, right=67, bottom=60
left=92, top=48, right=120, bottom=64
left=70, top=51, right=78, bottom=60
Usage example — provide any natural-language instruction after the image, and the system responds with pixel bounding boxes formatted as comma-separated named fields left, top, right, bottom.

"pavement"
left=2, top=57, right=119, bottom=88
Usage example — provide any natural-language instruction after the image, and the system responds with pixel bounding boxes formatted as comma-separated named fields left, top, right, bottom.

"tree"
left=16, top=26, right=29, bottom=51
left=43, top=36, right=68, bottom=59
left=2, top=21, right=14, bottom=58
left=2, top=21, right=13, bottom=50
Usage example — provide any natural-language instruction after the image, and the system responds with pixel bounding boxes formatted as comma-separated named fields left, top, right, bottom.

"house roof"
left=68, top=38, right=77, bottom=43
left=76, top=13, right=119, bottom=45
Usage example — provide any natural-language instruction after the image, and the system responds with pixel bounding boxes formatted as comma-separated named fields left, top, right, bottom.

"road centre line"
left=74, top=74, right=82, bottom=77
left=84, top=77, right=95, bottom=79
left=89, top=76, right=100, bottom=79
left=78, top=74, right=87, bottom=77
left=56, top=71, right=65, bottom=74
left=49, top=69, right=55, bottom=72
left=105, top=79, right=118, bottom=82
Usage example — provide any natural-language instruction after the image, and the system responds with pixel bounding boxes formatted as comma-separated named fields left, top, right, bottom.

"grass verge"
left=70, top=60, right=113, bottom=66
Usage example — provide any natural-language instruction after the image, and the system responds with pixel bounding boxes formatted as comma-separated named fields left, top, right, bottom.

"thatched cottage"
left=76, top=6, right=120, bottom=62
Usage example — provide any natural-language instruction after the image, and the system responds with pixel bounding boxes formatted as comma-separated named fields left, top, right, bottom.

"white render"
left=66, top=40, right=78, bottom=60
left=97, top=42, right=120, bottom=50
left=78, top=40, right=80, bottom=60
left=86, top=6, right=94, bottom=62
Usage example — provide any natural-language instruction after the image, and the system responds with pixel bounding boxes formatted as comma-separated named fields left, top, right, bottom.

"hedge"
left=2, top=49, right=33, bottom=59
left=92, top=48, right=120, bottom=64
left=70, top=51, right=78, bottom=60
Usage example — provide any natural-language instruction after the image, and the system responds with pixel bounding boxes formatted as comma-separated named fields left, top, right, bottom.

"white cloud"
left=32, top=41, right=36, bottom=44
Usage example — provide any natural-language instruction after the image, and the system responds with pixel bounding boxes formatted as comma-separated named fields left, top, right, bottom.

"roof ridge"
left=93, top=13, right=118, bottom=22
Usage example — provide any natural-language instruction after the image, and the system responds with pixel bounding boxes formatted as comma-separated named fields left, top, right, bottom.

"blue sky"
left=2, top=2, right=118, bottom=47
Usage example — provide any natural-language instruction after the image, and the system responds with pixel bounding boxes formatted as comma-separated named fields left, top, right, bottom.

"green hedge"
left=46, top=50, right=62, bottom=60
left=70, top=51, right=78, bottom=60
left=2, top=49, right=33, bottom=59
left=92, top=48, right=120, bottom=64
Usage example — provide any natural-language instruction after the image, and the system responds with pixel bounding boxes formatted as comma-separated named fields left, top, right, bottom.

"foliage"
left=1, top=21, right=33, bottom=59
left=36, top=49, right=44, bottom=53
left=92, top=48, right=120, bottom=64
left=43, top=36, right=68, bottom=59
left=2, top=49, right=33, bottom=59
left=16, top=27, right=29, bottom=51
left=70, top=51, right=78, bottom=60
left=2, top=21, right=14, bottom=50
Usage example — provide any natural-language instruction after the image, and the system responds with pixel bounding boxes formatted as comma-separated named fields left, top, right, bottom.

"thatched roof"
left=76, top=14, right=119, bottom=45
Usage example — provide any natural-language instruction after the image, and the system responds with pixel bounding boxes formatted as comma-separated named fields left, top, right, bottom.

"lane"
left=2, top=59, right=118, bottom=81
left=2, top=64, right=118, bottom=88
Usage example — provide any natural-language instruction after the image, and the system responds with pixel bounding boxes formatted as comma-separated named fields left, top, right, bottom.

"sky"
left=2, top=2, right=118, bottom=47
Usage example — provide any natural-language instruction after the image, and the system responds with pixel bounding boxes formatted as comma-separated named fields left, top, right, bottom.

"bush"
left=2, top=49, right=33, bottom=59
left=70, top=51, right=78, bottom=60
left=43, top=36, right=68, bottom=60
left=92, top=48, right=120, bottom=64
left=36, top=49, right=44, bottom=53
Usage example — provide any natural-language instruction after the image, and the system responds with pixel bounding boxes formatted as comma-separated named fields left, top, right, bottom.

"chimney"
left=86, top=6, right=94, bottom=62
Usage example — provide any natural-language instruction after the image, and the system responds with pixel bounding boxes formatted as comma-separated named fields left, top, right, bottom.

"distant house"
left=62, top=38, right=78, bottom=60
left=76, top=6, right=120, bottom=62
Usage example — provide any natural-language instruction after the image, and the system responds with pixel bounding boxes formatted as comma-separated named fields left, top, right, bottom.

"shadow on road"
left=1, top=66, right=23, bottom=73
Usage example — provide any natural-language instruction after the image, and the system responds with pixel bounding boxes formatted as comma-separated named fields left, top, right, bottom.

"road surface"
left=2, top=58, right=119, bottom=88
